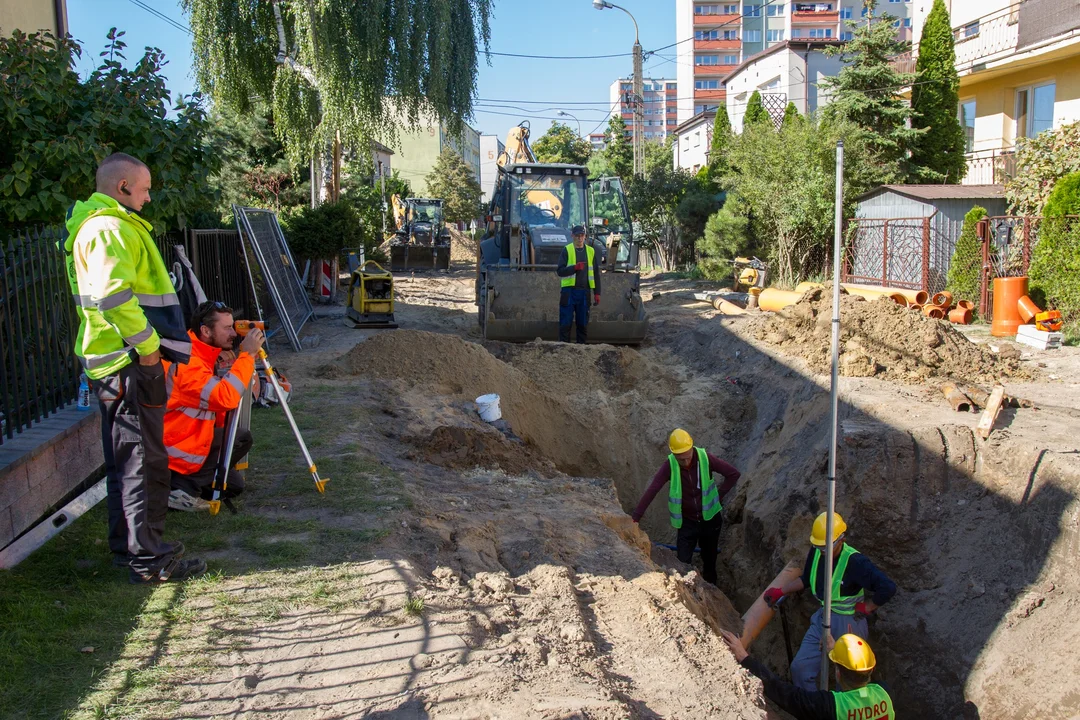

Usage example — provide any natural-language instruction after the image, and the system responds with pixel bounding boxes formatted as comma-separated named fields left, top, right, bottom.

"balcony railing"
left=962, top=147, right=1017, bottom=186
left=793, top=2, right=834, bottom=12
left=892, top=4, right=1020, bottom=75
left=694, top=12, right=741, bottom=25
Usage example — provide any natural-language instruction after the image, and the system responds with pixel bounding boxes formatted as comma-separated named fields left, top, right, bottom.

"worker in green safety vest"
left=555, top=225, right=601, bottom=343
left=762, top=512, right=897, bottom=691
left=631, top=428, right=740, bottom=585
left=720, top=630, right=896, bottom=720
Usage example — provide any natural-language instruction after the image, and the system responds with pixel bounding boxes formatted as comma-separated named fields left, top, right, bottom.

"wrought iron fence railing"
left=841, top=217, right=950, bottom=293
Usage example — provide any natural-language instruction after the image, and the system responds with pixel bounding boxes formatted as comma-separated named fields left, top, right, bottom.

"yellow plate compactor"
left=344, top=261, right=398, bottom=329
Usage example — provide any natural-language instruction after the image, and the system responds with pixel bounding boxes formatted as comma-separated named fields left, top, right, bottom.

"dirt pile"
left=751, top=287, right=1029, bottom=382
left=447, top=225, right=477, bottom=264
left=405, top=424, right=558, bottom=477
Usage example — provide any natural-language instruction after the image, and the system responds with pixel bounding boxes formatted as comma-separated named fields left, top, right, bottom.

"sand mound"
left=406, top=424, right=558, bottom=476
left=448, top=225, right=477, bottom=265
left=751, top=287, right=1029, bottom=383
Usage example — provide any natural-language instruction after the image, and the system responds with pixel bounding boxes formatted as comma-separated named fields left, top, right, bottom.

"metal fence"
left=170, top=229, right=260, bottom=319
left=0, top=226, right=81, bottom=445
left=841, top=217, right=952, bottom=293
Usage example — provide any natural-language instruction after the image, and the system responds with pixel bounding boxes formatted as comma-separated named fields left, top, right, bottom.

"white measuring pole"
left=820, top=140, right=844, bottom=690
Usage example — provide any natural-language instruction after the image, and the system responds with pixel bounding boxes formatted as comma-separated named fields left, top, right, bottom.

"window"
left=743, top=3, right=761, bottom=16
left=767, top=29, right=785, bottom=41
left=621, top=83, right=631, bottom=91
left=808, top=27, right=832, bottom=37
left=959, top=99, right=976, bottom=153
left=840, top=31, right=853, bottom=40
left=695, top=30, right=719, bottom=40
left=723, top=54, right=740, bottom=64
left=697, top=55, right=720, bottom=65
left=961, top=21, right=979, bottom=38
left=723, top=3, right=739, bottom=12
left=1016, top=82, right=1055, bottom=138
left=744, top=29, right=762, bottom=42
left=767, top=3, right=785, bottom=15
left=839, top=6, right=852, bottom=18
left=667, top=82, right=677, bottom=90
left=695, top=4, right=719, bottom=14
left=861, top=5, right=869, bottom=15
left=723, top=29, right=740, bottom=39
left=695, top=79, right=720, bottom=90
left=903, top=18, right=912, bottom=27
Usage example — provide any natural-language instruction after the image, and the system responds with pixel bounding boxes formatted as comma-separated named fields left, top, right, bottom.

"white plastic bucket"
left=475, top=393, right=502, bottom=422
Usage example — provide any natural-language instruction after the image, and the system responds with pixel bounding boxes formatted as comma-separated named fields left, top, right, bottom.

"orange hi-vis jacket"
left=163, top=330, right=255, bottom=474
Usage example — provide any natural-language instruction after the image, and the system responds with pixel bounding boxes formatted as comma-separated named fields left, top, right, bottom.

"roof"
left=501, top=162, right=588, bottom=174
left=371, top=140, right=394, bottom=155
left=722, top=40, right=844, bottom=86
left=674, top=109, right=716, bottom=135
left=857, top=184, right=1006, bottom=202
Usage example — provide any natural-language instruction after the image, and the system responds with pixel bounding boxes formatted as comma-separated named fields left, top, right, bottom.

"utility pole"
left=593, top=0, right=644, bottom=177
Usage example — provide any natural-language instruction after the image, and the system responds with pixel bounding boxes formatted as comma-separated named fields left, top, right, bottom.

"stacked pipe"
left=757, top=282, right=977, bottom=325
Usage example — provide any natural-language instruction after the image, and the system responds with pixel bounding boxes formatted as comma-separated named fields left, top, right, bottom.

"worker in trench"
left=631, top=429, right=740, bottom=585
left=555, top=224, right=601, bottom=343
left=764, top=512, right=897, bottom=691
left=720, top=630, right=896, bottom=720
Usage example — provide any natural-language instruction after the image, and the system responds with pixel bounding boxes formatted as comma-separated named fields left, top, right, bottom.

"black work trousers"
left=675, top=514, right=723, bottom=585
left=96, top=361, right=177, bottom=576
left=171, top=428, right=253, bottom=499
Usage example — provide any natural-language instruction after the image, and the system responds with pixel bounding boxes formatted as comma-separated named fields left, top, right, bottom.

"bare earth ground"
left=52, top=266, right=1080, bottom=719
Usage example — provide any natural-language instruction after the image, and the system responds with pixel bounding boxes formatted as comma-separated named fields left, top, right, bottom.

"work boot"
left=113, top=542, right=183, bottom=568
left=168, top=489, right=211, bottom=512
left=129, top=556, right=207, bottom=584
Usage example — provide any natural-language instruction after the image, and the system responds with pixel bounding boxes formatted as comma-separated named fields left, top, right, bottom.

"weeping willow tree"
left=183, top=0, right=492, bottom=200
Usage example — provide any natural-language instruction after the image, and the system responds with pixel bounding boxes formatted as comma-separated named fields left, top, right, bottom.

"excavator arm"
left=497, top=122, right=537, bottom=167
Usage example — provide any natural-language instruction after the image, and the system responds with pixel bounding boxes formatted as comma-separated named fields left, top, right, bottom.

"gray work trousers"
left=790, top=607, right=869, bottom=691
left=96, top=361, right=178, bottom=576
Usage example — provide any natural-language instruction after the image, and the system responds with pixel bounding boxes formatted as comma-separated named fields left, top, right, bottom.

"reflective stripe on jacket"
left=64, top=193, right=191, bottom=379
left=561, top=244, right=596, bottom=289
left=667, top=446, right=722, bottom=528
left=163, top=330, right=254, bottom=474
left=811, top=543, right=864, bottom=615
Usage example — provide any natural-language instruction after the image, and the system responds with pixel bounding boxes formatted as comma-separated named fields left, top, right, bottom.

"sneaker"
left=129, top=557, right=207, bottom=584
left=169, top=489, right=211, bottom=512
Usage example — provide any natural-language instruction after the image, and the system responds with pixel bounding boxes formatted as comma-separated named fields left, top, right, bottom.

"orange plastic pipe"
left=887, top=293, right=909, bottom=307
left=948, top=307, right=973, bottom=324
left=741, top=561, right=804, bottom=649
left=932, top=291, right=953, bottom=309
left=909, top=303, right=923, bottom=312
left=759, top=288, right=804, bottom=312
left=957, top=300, right=975, bottom=311
left=842, top=284, right=929, bottom=306
left=795, top=281, right=825, bottom=293
left=1017, top=294, right=1041, bottom=323
left=992, top=277, right=1028, bottom=337
left=922, top=305, right=945, bottom=319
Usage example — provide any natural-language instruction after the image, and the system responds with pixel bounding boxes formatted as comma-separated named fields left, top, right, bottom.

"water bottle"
left=77, top=373, right=91, bottom=411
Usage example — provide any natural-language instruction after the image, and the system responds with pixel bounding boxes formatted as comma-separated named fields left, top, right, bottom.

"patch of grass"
left=403, top=595, right=425, bottom=616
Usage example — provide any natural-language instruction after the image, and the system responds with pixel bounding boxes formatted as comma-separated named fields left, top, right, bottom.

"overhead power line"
left=126, top=0, right=192, bottom=36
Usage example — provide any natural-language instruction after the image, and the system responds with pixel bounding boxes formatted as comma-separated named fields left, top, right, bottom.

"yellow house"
left=0, top=0, right=68, bottom=36
left=905, top=0, right=1080, bottom=184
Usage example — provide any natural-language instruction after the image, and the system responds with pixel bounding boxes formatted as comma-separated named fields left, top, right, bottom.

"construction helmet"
left=809, top=512, right=847, bottom=547
left=668, top=428, right=694, bottom=455
left=829, top=634, right=877, bottom=672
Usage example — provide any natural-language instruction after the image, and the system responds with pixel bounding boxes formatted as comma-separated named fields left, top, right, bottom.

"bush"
left=946, top=205, right=986, bottom=307
left=283, top=201, right=364, bottom=262
left=1030, top=174, right=1080, bottom=341
left=1005, top=121, right=1080, bottom=215
left=696, top=207, right=750, bottom=280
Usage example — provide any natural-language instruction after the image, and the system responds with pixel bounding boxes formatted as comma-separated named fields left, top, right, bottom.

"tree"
left=709, top=106, right=732, bottom=172
left=697, top=207, right=751, bottom=279
left=945, top=205, right=986, bottom=305
left=1030, top=173, right=1080, bottom=340
left=1005, top=121, right=1080, bottom=215
left=910, top=0, right=966, bottom=182
left=781, top=102, right=802, bottom=129
left=0, top=29, right=216, bottom=231
left=183, top=0, right=492, bottom=198
left=600, top=115, right=633, bottom=182
left=533, top=122, right=591, bottom=165
left=425, top=148, right=482, bottom=224
left=819, top=1, right=920, bottom=179
left=744, top=91, right=771, bottom=130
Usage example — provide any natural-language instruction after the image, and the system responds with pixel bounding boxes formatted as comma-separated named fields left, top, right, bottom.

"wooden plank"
left=976, top=385, right=1006, bottom=439
left=0, top=479, right=106, bottom=569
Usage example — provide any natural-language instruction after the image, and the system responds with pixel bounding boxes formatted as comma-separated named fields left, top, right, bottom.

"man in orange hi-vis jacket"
left=163, top=301, right=264, bottom=511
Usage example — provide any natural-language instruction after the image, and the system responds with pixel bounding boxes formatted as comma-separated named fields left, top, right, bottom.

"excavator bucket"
left=479, top=268, right=647, bottom=344
left=390, top=244, right=450, bottom=272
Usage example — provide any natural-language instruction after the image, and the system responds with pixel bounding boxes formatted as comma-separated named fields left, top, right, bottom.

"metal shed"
left=845, top=185, right=1007, bottom=292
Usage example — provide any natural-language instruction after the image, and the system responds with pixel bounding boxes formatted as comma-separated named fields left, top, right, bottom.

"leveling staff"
left=163, top=302, right=264, bottom=510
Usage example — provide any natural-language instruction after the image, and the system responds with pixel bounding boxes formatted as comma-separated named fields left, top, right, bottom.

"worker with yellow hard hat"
left=630, top=428, right=741, bottom=585
left=762, top=511, right=896, bottom=691
left=720, top=630, right=896, bottom=720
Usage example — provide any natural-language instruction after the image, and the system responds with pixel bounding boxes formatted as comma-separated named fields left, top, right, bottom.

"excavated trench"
left=325, top=328, right=1080, bottom=719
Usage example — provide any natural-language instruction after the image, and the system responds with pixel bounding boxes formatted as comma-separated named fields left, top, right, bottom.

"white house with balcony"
left=904, top=0, right=1080, bottom=185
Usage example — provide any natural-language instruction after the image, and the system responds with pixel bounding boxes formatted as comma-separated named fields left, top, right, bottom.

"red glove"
left=594, top=294, right=601, bottom=305
left=763, top=587, right=784, bottom=608
left=574, top=262, right=586, bottom=271
left=855, top=601, right=871, bottom=616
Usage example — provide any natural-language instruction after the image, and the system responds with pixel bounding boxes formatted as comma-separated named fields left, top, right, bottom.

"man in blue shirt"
left=763, top=512, right=897, bottom=691
left=555, top=225, right=601, bottom=343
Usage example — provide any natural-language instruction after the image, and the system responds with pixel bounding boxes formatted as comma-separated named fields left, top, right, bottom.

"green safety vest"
left=832, top=683, right=895, bottom=720
left=667, top=447, right=722, bottom=529
left=810, top=543, right=864, bottom=615
left=561, top=243, right=596, bottom=289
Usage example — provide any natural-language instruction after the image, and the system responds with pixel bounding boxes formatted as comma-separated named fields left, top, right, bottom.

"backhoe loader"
left=389, top=197, right=451, bottom=272
left=475, top=122, right=647, bottom=344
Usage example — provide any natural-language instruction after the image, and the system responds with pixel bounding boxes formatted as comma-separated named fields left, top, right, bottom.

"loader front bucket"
left=390, top=245, right=450, bottom=272
left=479, top=266, right=647, bottom=344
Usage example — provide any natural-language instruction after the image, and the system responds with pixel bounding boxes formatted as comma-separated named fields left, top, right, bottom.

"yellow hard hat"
left=669, top=428, right=693, bottom=454
left=809, top=512, right=847, bottom=546
left=829, top=634, right=877, bottom=672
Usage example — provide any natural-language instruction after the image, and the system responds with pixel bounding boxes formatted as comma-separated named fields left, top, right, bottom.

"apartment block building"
left=676, top=0, right=913, bottom=124
left=479, top=134, right=505, bottom=204
left=608, top=77, right=679, bottom=143
left=393, top=119, right=482, bottom=196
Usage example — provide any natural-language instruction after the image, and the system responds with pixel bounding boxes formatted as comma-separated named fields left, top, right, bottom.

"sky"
left=66, top=0, right=680, bottom=140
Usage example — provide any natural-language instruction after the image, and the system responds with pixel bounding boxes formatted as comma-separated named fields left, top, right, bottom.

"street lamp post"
left=593, top=0, right=644, bottom=178
left=557, top=110, right=583, bottom=138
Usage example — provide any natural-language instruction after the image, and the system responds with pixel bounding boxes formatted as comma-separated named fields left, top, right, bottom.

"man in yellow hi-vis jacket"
left=65, top=152, right=205, bottom=583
